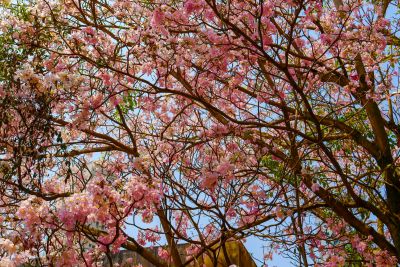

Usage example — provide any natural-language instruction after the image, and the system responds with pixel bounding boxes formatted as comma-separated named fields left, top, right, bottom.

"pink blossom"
left=184, top=0, right=201, bottom=14
left=356, top=241, right=367, bottom=253
left=311, top=183, right=320, bottom=192
left=151, top=8, right=165, bottom=27
left=157, top=247, right=170, bottom=261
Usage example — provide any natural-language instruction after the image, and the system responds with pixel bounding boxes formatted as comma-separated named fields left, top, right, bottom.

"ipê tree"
left=0, top=0, right=400, bottom=266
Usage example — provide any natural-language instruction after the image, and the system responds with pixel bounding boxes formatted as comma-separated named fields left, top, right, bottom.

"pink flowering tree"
left=1, top=0, right=400, bottom=266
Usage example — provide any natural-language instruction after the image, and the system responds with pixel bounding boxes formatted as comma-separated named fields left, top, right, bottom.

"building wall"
left=103, top=241, right=257, bottom=267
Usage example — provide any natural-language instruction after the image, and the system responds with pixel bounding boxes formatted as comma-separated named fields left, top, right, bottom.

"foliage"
left=1, top=0, right=400, bottom=266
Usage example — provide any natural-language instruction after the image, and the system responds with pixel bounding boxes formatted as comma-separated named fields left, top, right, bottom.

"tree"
left=1, top=0, right=400, bottom=266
